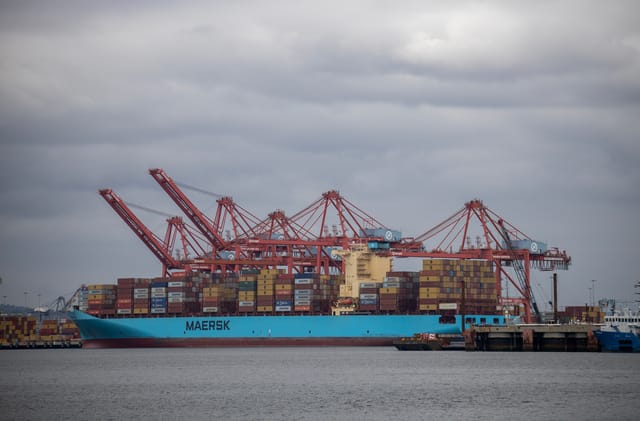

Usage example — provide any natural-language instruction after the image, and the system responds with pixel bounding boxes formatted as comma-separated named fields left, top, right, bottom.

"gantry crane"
left=149, top=168, right=229, bottom=253
left=99, top=189, right=207, bottom=276
left=100, top=171, right=571, bottom=323
left=391, top=199, right=570, bottom=323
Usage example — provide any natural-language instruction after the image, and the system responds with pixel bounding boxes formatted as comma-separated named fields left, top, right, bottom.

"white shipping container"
left=151, top=287, right=166, bottom=293
left=359, top=282, right=379, bottom=289
left=168, top=281, right=185, bottom=287
left=359, top=294, right=378, bottom=301
left=294, top=278, right=313, bottom=284
left=202, top=307, right=219, bottom=313
left=151, top=292, right=167, bottom=298
left=167, top=292, right=185, bottom=298
left=134, top=293, right=149, bottom=299
left=294, top=299, right=311, bottom=305
left=151, top=308, right=166, bottom=314
left=168, top=297, right=184, bottom=303
left=89, top=289, right=114, bottom=295
left=439, top=303, right=458, bottom=310
left=117, top=309, right=132, bottom=314
left=275, top=306, right=292, bottom=312
left=239, top=301, right=254, bottom=307
left=134, top=288, right=149, bottom=294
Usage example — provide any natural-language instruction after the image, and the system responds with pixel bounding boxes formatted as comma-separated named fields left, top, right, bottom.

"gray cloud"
left=0, top=1, right=639, bottom=309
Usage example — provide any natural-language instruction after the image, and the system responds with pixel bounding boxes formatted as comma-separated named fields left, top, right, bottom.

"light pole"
left=591, top=280, right=597, bottom=307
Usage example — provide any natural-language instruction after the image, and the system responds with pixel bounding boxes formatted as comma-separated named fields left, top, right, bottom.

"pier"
left=0, top=338, right=82, bottom=350
left=466, top=324, right=599, bottom=352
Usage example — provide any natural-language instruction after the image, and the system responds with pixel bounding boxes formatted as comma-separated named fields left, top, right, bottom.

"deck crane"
left=99, top=188, right=185, bottom=276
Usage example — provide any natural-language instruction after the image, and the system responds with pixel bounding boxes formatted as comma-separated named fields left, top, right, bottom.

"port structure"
left=99, top=188, right=209, bottom=276
left=389, top=199, right=571, bottom=323
left=100, top=171, right=571, bottom=323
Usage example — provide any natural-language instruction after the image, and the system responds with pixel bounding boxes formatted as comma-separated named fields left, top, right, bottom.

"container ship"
left=73, top=175, right=571, bottom=348
left=68, top=256, right=508, bottom=348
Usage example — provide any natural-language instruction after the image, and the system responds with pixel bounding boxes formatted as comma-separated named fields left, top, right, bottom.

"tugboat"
left=393, top=333, right=467, bottom=351
left=393, top=333, right=442, bottom=350
left=594, top=307, right=640, bottom=353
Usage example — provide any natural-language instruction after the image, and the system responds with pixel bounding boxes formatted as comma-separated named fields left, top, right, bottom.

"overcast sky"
left=1, top=1, right=639, bottom=310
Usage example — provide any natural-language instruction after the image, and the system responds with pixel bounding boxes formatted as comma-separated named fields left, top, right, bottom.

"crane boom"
left=99, top=188, right=181, bottom=272
left=149, top=168, right=228, bottom=251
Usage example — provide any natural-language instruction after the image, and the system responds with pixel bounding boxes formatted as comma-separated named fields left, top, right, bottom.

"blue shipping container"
left=276, top=300, right=292, bottom=306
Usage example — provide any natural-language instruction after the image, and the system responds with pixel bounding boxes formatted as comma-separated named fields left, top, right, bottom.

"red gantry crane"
left=100, top=170, right=571, bottom=323
left=392, top=199, right=571, bottom=323
left=149, top=168, right=229, bottom=253
left=100, top=189, right=204, bottom=276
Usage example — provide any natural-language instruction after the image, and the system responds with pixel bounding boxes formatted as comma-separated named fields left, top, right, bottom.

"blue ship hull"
left=594, top=330, right=640, bottom=353
left=68, top=310, right=505, bottom=348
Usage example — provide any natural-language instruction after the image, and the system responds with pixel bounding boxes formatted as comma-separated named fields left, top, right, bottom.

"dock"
left=0, top=338, right=82, bottom=350
left=466, top=324, right=599, bottom=352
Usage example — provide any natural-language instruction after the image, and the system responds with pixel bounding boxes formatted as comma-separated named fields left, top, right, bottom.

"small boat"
left=594, top=307, right=640, bottom=353
left=440, top=334, right=466, bottom=351
left=393, top=333, right=442, bottom=350
left=393, top=333, right=467, bottom=351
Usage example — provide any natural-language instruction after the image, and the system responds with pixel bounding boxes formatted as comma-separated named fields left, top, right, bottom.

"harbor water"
left=0, top=347, right=638, bottom=420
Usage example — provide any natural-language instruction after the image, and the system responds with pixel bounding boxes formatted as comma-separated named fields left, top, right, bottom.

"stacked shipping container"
left=0, top=316, right=80, bottom=347
left=59, top=319, right=80, bottom=337
left=257, top=269, right=279, bottom=312
left=378, top=272, right=419, bottom=313
left=87, top=284, right=116, bottom=316
left=0, top=316, right=37, bottom=346
left=418, top=259, right=497, bottom=314
left=76, top=258, right=500, bottom=319
left=238, top=270, right=258, bottom=313
left=274, top=273, right=294, bottom=312
left=151, top=281, right=168, bottom=314
left=359, top=282, right=380, bottom=312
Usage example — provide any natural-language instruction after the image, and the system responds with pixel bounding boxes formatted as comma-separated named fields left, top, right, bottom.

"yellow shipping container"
left=257, top=306, right=273, bottom=312
left=420, top=276, right=442, bottom=282
left=419, top=304, right=438, bottom=311
left=419, top=288, right=440, bottom=298
left=87, top=284, right=115, bottom=290
left=133, top=308, right=149, bottom=314
left=380, top=287, right=398, bottom=294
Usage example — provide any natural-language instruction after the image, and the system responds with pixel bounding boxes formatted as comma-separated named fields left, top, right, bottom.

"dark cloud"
left=0, top=1, right=639, bottom=307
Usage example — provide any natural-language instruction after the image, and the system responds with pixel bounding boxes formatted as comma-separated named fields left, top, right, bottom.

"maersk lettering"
left=185, top=320, right=230, bottom=331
